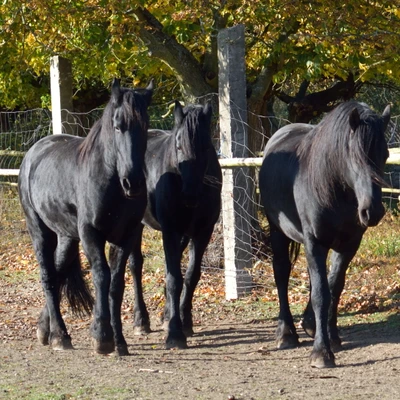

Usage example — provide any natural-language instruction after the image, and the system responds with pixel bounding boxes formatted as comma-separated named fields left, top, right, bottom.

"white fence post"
left=218, top=25, right=253, bottom=300
left=50, top=56, right=73, bottom=135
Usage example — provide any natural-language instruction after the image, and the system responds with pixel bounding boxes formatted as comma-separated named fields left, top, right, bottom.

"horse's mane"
left=78, top=88, right=148, bottom=162
left=176, top=104, right=211, bottom=159
left=298, top=101, right=384, bottom=207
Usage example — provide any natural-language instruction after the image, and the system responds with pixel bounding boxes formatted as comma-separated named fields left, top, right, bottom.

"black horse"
left=18, top=79, right=153, bottom=356
left=123, top=101, right=222, bottom=349
left=259, top=101, right=390, bottom=368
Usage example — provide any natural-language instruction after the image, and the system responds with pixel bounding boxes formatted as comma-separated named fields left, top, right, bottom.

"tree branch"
left=130, top=7, right=211, bottom=100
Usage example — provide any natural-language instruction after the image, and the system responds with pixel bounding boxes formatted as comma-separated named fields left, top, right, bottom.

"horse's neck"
left=83, top=127, right=116, bottom=175
left=152, top=133, right=179, bottom=173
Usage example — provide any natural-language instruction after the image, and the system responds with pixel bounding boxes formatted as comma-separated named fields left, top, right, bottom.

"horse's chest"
left=306, top=207, right=363, bottom=249
left=90, top=197, right=146, bottom=242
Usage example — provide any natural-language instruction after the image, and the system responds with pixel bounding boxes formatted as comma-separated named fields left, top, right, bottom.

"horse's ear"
left=111, top=78, right=121, bottom=102
left=382, top=104, right=391, bottom=131
left=143, top=79, right=154, bottom=106
left=204, top=102, right=212, bottom=120
left=146, top=79, right=154, bottom=92
left=349, top=107, right=360, bottom=132
left=174, top=100, right=185, bottom=126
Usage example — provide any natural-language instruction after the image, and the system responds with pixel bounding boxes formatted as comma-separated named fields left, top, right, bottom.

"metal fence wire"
left=1, top=106, right=399, bottom=295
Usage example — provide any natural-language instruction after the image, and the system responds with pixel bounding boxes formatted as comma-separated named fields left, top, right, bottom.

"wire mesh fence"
left=1, top=104, right=399, bottom=297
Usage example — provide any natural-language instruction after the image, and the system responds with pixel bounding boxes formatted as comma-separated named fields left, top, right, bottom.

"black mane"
left=176, top=104, right=211, bottom=160
left=78, top=87, right=149, bottom=162
left=298, top=101, right=385, bottom=207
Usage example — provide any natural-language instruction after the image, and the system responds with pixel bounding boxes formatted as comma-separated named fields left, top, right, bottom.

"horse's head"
left=173, top=101, right=213, bottom=208
left=348, top=104, right=391, bottom=227
left=110, top=78, right=153, bottom=198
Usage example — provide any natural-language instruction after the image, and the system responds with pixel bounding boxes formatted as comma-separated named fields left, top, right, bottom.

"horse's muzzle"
left=182, top=193, right=199, bottom=208
left=121, top=177, right=145, bottom=199
left=359, top=204, right=385, bottom=227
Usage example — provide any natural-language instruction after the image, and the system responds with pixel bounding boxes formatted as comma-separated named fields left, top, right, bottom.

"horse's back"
left=21, top=134, right=82, bottom=172
left=19, top=134, right=83, bottom=237
left=263, top=123, right=313, bottom=157
left=147, top=128, right=173, bottom=149
left=260, top=124, right=314, bottom=243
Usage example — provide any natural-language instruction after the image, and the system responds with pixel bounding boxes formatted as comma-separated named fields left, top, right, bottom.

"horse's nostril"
left=122, top=178, right=131, bottom=191
left=359, top=208, right=370, bottom=226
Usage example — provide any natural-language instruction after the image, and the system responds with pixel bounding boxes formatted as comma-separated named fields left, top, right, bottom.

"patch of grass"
left=0, top=269, right=38, bottom=284
left=358, top=210, right=400, bottom=258
left=0, top=385, right=136, bottom=400
left=338, top=308, right=400, bottom=331
left=359, top=233, right=400, bottom=258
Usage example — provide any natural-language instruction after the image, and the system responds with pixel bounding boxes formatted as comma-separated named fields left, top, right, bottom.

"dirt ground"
left=1, top=276, right=400, bottom=400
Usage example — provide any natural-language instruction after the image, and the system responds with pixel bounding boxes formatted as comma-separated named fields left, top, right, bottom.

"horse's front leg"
left=304, top=236, right=335, bottom=368
left=162, top=230, right=187, bottom=349
left=326, top=250, right=356, bottom=351
left=270, top=225, right=300, bottom=349
left=302, top=244, right=361, bottom=352
left=108, top=240, right=134, bottom=356
left=128, top=224, right=151, bottom=335
left=80, top=226, right=114, bottom=354
left=180, top=229, right=212, bottom=336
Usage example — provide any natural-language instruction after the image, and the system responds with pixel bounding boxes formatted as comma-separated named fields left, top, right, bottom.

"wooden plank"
left=0, top=150, right=25, bottom=157
left=218, top=25, right=253, bottom=299
left=219, top=157, right=262, bottom=168
left=2, top=148, right=400, bottom=177
left=220, top=148, right=400, bottom=168
left=0, top=169, right=19, bottom=176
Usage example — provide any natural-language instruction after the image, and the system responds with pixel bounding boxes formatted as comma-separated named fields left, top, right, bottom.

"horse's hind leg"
left=270, top=224, right=300, bottom=349
left=128, top=224, right=151, bottom=336
left=37, top=236, right=90, bottom=350
left=25, top=213, right=71, bottom=350
left=180, top=231, right=211, bottom=336
left=38, top=237, right=77, bottom=348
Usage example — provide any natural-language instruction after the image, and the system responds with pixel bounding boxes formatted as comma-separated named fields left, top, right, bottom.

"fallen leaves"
left=138, top=368, right=173, bottom=374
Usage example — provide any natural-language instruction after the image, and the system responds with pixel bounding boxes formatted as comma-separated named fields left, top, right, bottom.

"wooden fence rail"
left=2, top=149, right=400, bottom=176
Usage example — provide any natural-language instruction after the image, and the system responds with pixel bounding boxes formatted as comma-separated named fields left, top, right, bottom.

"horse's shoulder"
left=148, top=129, right=172, bottom=139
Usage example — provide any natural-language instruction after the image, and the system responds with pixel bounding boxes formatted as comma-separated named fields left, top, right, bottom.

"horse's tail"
left=59, top=261, right=94, bottom=318
left=289, top=240, right=301, bottom=267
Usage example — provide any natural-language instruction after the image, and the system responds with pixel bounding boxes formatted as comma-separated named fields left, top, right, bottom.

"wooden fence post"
left=50, top=56, right=74, bottom=135
left=218, top=25, right=253, bottom=300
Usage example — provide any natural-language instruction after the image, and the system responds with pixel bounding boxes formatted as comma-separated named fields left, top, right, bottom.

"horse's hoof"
left=50, top=335, right=73, bottom=351
left=183, top=326, right=195, bottom=337
left=37, top=328, right=49, bottom=346
left=276, top=334, right=299, bottom=350
left=92, top=339, right=115, bottom=355
left=330, top=337, right=342, bottom=353
left=133, top=324, right=151, bottom=336
left=166, top=334, right=188, bottom=350
left=116, top=344, right=130, bottom=356
left=162, top=320, right=169, bottom=332
left=310, top=350, right=336, bottom=368
left=301, top=318, right=316, bottom=338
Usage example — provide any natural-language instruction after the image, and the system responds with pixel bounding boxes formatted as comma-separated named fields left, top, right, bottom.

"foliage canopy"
left=0, top=0, right=399, bottom=113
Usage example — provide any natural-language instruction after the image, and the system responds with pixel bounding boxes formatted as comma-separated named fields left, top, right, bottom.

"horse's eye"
left=115, top=126, right=122, bottom=133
